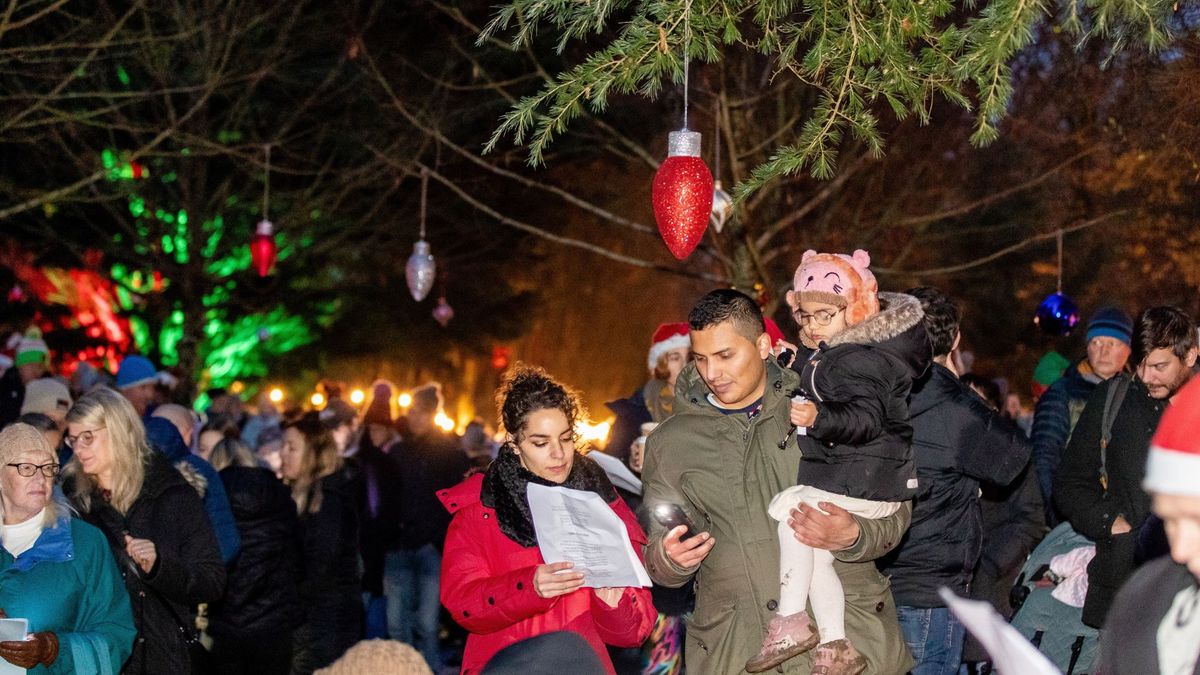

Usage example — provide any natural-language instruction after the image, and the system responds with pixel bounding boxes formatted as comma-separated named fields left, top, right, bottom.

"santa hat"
left=13, top=328, right=48, bottom=367
left=1143, top=375, right=1200, bottom=496
left=648, top=323, right=690, bottom=371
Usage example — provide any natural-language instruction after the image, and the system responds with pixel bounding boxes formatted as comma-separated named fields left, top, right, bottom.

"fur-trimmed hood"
left=826, top=291, right=931, bottom=380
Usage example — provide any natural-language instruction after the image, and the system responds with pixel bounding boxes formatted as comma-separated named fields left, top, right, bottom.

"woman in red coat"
left=439, top=365, right=656, bottom=674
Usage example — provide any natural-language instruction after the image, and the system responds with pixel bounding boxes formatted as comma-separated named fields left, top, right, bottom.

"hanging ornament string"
left=263, top=144, right=271, bottom=219
left=419, top=167, right=428, bottom=240
left=1056, top=227, right=1063, bottom=294
left=682, top=0, right=691, bottom=130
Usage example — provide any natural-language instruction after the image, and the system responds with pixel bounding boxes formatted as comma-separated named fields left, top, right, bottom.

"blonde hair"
left=209, top=438, right=257, bottom=471
left=0, top=423, right=67, bottom=527
left=283, top=414, right=343, bottom=515
left=63, top=387, right=151, bottom=515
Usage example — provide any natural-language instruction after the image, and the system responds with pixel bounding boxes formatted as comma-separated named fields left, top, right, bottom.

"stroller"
left=1009, top=522, right=1100, bottom=675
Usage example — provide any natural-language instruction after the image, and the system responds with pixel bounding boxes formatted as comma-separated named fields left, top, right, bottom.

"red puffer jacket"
left=439, top=473, right=657, bottom=674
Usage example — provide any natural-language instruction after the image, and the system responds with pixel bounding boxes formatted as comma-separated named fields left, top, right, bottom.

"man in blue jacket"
left=878, top=287, right=1032, bottom=675
left=1031, top=306, right=1132, bottom=524
left=144, top=416, right=241, bottom=563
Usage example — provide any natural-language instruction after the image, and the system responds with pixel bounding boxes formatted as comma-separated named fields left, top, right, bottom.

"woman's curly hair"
left=496, top=363, right=586, bottom=441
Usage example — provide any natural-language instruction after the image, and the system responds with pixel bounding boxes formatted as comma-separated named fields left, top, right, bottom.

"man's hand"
left=789, top=400, right=818, bottom=428
left=533, top=562, right=586, bottom=599
left=788, top=501, right=860, bottom=551
left=663, top=525, right=715, bottom=568
left=1111, top=515, right=1132, bottom=536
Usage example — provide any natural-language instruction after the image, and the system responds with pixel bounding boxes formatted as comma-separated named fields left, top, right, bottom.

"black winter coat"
left=395, top=430, right=470, bottom=550
left=793, top=292, right=931, bottom=501
left=352, top=438, right=407, bottom=595
left=0, top=367, right=25, bottom=428
left=71, top=451, right=227, bottom=675
left=1101, top=556, right=1200, bottom=675
left=1054, top=375, right=1165, bottom=627
left=877, top=364, right=1031, bottom=607
left=207, top=466, right=303, bottom=639
left=295, top=466, right=362, bottom=658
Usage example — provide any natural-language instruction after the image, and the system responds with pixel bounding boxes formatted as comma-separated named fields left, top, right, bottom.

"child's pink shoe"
left=744, top=610, right=820, bottom=673
left=810, top=638, right=867, bottom=675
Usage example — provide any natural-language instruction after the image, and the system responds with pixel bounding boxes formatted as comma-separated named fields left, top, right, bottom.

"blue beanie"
left=116, top=355, right=158, bottom=390
left=1086, top=306, right=1133, bottom=346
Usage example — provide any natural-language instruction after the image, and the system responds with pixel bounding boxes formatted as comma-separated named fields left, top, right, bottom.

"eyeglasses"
left=6, top=463, right=61, bottom=478
left=64, top=426, right=106, bottom=449
left=793, top=307, right=846, bottom=327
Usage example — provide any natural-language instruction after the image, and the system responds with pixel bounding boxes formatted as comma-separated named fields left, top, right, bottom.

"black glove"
left=0, top=631, right=60, bottom=669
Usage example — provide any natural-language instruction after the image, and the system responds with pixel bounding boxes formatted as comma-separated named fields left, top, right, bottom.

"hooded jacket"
left=642, top=359, right=914, bottom=675
left=69, top=451, right=227, bottom=675
left=1031, top=358, right=1104, bottom=522
left=876, top=363, right=1031, bottom=606
left=144, top=416, right=241, bottom=563
left=439, top=467, right=656, bottom=674
left=793, top=291, right=931, bottom=501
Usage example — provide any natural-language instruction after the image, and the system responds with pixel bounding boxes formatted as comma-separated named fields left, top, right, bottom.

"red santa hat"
left=648, top=323, right=690, bottom=371
left=1143, top=375, right=1200, bottom=496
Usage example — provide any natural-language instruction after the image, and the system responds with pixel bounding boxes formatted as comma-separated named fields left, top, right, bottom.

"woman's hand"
left=771, top=339, right=800, bottom=368
left=593, top=587, right=624, bottom=608
left=533, top=561, right=585, bottom=599
left=125, top=534, right=158, bottom=574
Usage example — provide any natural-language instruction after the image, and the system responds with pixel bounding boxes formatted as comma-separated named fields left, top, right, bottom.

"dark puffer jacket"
left=793, top=291, right=932, bottom=501
left=292, top=466, right=363, bottom=672
left=70, top=451, right=227, bottom=675
left=877, top=363, right=1031, bottom=607
left=207, top=466, right=303, bottom=639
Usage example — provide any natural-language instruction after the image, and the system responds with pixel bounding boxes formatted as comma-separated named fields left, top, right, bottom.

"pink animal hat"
left=791, top=249, right=880, bottom=325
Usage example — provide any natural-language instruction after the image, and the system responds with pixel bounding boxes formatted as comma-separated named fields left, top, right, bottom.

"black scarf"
left=480, top=445, right=618, bottom=548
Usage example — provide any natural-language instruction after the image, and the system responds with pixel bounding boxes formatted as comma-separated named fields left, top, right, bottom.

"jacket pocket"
left=685, top=602, right=736, bottom=657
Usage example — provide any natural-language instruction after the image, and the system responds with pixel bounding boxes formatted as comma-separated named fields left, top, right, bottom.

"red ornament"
left=251, top=220, right=277, bottom=277
left=652, top=130, right=713, bottom=260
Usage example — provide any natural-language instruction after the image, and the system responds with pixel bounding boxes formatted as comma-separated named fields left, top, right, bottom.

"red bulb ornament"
left=251, top=219, right=277, bottom=277
left=652, top=130, right=713, bottom=260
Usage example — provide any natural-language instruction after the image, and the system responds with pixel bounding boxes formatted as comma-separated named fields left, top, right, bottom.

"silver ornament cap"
left=667, top=130, right=702, bottom=158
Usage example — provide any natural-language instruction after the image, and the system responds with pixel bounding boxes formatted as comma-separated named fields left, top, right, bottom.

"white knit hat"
left=1143, top=375, right=1200, bottom=496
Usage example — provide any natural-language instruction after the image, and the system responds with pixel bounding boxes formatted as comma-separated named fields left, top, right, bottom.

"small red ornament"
left=652, top=130, right=713, bottom=260
left=251, top=219, right=277, bottom=277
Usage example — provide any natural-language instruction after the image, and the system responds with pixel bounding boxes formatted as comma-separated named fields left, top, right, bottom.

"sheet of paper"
left=939, top=588, right=1061, bottom=675
left=0, top=619, right=28, bottom=675
left=587, top=450, right=643, bottom=495
left=527, top=482, right=652, bottom=588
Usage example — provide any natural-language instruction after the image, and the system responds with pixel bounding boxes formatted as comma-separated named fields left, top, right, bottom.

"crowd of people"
left=1, top=246, right=1199, bottom=675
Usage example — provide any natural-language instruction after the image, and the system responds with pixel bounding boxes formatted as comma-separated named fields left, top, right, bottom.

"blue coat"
left=144, top=417, right=241, bottom=563
left=0, top=514, right=136, bottom=674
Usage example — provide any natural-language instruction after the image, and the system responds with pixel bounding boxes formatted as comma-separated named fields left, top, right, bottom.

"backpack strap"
left=1099, top=374, right=1131, bottom=493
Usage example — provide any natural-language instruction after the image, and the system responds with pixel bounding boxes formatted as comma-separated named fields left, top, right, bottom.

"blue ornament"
left=1034, top=292, right=1079, bottom=336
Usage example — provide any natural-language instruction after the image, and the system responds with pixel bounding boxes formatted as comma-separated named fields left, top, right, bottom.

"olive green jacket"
left=642, top=360, right=914, bottom=675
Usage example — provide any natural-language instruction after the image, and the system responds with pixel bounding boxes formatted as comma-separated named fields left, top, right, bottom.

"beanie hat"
left=1143, top=375, right=1200, bottom=496
left=362, top=380, right=394, bottom=426
left=764, top=318, right=786, bottom=347
left=0, top=422, right=54, bottom=465
left=20, top=378, right=72, bottom=416
left=116, top=355, right=158, bottom=390
left=315, top=639, right=432, bottom=675
left=647, top=322, right=690, bottom=371
left=13, top=328, right=48, bottom=367
left=1086, top=306, right=1133, bottom=346
left=792, top=249, right=880, bottom=326
left=410, top=382, right=442, bottom=412
left=320, top=398, right=358, bottom=430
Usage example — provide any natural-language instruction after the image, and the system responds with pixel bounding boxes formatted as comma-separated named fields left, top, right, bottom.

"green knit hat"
left=13, top=328, right=48, bottom=367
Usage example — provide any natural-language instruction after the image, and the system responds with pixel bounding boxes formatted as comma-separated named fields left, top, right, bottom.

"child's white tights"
left=776, top=519, right=846, bottom=643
